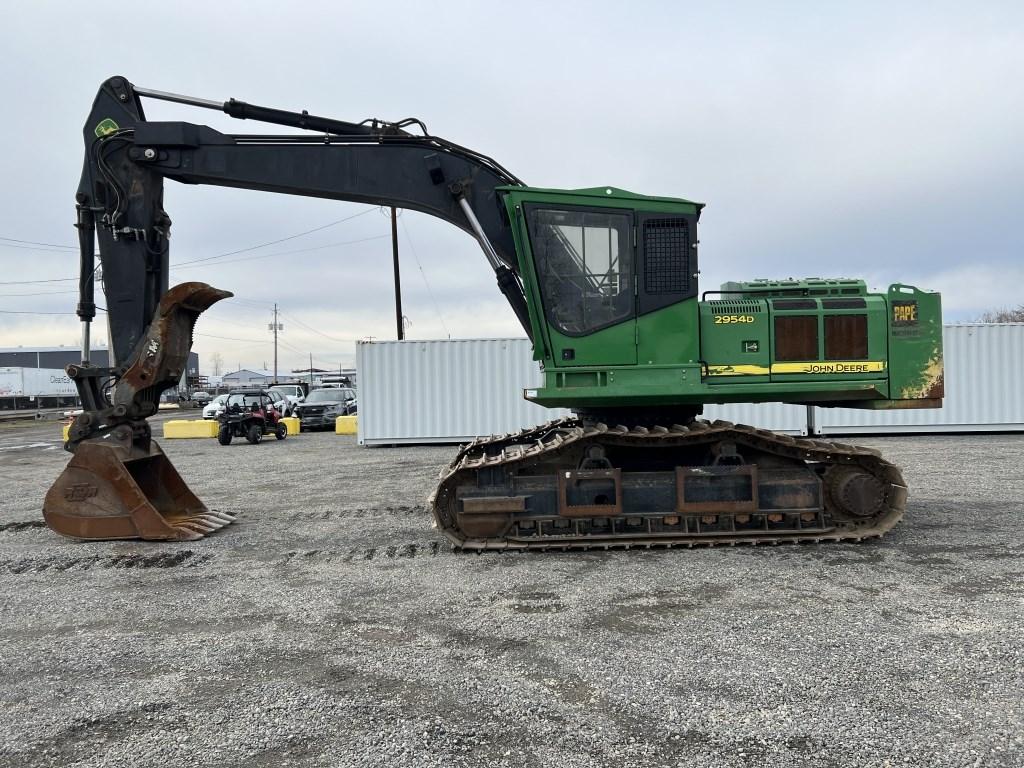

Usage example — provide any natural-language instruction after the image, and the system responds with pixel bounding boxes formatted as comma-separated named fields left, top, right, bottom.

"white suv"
left=268, top=384, right=305, bottom=414
left=268, top=387, right=301, bottom=416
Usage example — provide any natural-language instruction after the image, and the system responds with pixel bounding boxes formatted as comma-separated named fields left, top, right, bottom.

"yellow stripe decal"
left=706, top=365, right=771, bottom=376
left=707, top=361, right=886, bottom=376
left=771, top=361, right=886, bottom=374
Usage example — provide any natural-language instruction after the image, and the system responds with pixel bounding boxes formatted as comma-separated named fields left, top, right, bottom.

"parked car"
left=216, top=390, right=287, bottom=445
left=264, top=389, right=289, bottom=416
left=295, top=387, right=356, bottom=431
left=191, top=391, right=213, bottom=405
left=268, top=387, right=299, bottom=417
left=270, top=383, right=307, bottom=406
left=202, top=393, right=230, bottom=420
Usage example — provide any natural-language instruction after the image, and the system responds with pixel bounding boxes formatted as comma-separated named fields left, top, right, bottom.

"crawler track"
left=431, top=418, right=906, bottom=551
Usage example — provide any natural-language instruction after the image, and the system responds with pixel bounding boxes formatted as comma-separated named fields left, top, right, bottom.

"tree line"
left=979, top=306, right=1024, bottom=323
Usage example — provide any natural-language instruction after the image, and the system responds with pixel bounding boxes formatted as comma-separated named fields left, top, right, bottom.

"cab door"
left=522, top=204, right=637, bottom=367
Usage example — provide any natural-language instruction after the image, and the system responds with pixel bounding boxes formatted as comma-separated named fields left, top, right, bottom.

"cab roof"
left=499, top=185, right=704, bottom=210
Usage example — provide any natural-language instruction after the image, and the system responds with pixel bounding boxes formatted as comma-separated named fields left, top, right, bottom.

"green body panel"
left=699, top=298, right=770, bottom=383
left=545, top=322, right=637, bottom=367
left=497, top=187, right=943, bottom=414
left=636, top=299, right=700, bottom=367
left=766, top=291, right=888, bottom=384
left=883, top=284, right=944, bottom=404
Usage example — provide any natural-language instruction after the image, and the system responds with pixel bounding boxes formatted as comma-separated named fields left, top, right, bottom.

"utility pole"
left=309, top=353, right=313, bottom=390
left=391, top=207, right=404, bottom=340
left=268, top=304, right=283, bottom=383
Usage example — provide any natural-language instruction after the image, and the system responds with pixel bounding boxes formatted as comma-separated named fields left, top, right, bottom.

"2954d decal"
left=713, top=314, right=756, bottom=324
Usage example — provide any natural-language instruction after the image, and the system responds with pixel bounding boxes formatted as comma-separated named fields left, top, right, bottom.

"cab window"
left=526, top=207, right=634, bottom=336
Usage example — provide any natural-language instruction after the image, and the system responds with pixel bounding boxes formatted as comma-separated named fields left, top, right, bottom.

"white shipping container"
left=704, top=401, right=809, bottom=434
left=0, top=367, right=77, bottom=397
left=821, top=324, right=1024, bottom=433
left=356, top=324, right=1024, bottom=445
left=357, top=339, right=570, bottom=445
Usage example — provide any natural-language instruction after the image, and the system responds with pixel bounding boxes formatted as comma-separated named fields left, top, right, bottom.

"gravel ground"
left=0, top=417, right=1021, bottom=768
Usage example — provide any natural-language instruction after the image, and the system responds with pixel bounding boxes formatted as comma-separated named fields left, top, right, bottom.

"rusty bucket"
left=43, top=431, right=234, bottom=541
left=43, top=281, right=235, bottom=542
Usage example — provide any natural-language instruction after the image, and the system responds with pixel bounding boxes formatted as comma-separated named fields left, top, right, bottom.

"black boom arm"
left=77, top=76, right=531, bottom=366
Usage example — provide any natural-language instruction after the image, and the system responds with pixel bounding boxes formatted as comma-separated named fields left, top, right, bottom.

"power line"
left=0, top=277, right=78, bottom=286
left=232, top=299, right=276, bottom=308
left=0, top=229, right=384, bottom=286
left=274, top=336, right=348, bottom=369
left=0, top=242, right=80, bottom=253
left=197, top=312, right=260, bottom=329
left=399, top=215, right=450, bottom=337
left=0, top=289, right=78, bottom=298
left=278, top=312, right=362, bottom=343
left=171, top=234, right=389, bottom=271
left=276, top=342, right=333, bottom=369
left=0, top=236, right=76, bottom=250
left=0, top=309, right=76, bottom=315
left=195, top=331, right=269, bottom=343
left=276, top=338, right=319, bottom=358
left=173, top=208, right=378, bottom=267
left=0, top=207, right=378, bottom=284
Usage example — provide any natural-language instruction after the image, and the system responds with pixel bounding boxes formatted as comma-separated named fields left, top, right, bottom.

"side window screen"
left=527, top=208, right=633, bottom=335
left=643, top=218, right=689, bottom=294
left=774, top=316, right=818, bottom=361
left=824, top=314, right=868, bottom=360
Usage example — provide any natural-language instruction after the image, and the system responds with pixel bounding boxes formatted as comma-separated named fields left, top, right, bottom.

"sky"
left=1, top=1, right=1022, bottom=375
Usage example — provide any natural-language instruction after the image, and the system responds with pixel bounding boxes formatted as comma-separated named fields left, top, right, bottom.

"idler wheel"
left=828, top=466, right=886, bottom=519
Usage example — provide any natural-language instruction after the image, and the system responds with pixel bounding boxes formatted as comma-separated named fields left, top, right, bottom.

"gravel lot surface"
left=0, top=416, right=1021, bottom=768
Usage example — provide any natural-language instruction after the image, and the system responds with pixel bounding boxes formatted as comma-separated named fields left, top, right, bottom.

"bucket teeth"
left=167, top=512, right=235, bottom=537
left=43, top=437, right=235, bottom=543
left=177, top=519, right=218, bottom=533
left=207, top=511, right=237, bottom=524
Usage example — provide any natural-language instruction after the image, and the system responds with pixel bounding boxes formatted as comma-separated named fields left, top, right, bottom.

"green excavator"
left=44, top=76, right=943, bottom=549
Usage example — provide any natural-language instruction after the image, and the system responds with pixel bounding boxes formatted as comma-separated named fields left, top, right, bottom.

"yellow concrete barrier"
left=163, top=419, right=219, bottom=438
left=335, top=415, right=358, bottom=435
left=281, top=416, right=300, bottom=435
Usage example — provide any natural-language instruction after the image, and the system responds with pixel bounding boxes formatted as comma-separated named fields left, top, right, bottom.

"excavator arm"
left=79, top=75, right=531, bottom=367
left=47, top=76, right=532, bottom=542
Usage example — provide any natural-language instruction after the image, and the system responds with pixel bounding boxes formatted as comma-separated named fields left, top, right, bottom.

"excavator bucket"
left=43, top=281, right=234, bottom=542
left=43, top=432, right=234, bottom=541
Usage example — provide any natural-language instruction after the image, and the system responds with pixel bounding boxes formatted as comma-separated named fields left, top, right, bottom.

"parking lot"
left=0, top=418, right=1021, bottom=767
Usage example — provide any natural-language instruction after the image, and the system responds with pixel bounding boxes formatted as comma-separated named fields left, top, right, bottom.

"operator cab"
left=501, top=186, right=702, bottom=369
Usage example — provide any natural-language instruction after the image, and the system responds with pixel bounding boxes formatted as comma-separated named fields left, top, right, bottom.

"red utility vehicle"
left=217, top=390, right=287, bottom=445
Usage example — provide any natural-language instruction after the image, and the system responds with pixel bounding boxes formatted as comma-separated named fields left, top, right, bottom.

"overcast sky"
left=1, top=1, right=1021, bottom=375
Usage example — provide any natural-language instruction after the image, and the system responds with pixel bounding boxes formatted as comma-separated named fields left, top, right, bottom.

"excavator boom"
left=78, top=76, right=531, bottom=368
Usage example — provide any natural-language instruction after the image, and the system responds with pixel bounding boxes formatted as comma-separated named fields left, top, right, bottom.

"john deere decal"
left=94, top=118, right=120, bottom=138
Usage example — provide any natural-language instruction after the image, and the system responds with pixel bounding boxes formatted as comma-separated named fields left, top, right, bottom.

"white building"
left=222, top=369, right=276, bottom=387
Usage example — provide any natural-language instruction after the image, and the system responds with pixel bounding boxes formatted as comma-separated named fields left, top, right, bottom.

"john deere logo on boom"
left=94, top=118, right=120, bottom=137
